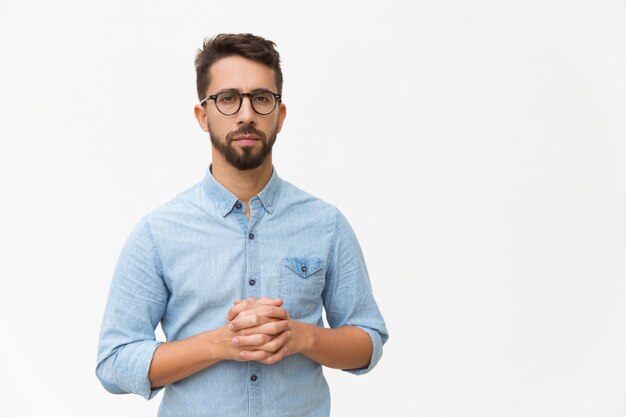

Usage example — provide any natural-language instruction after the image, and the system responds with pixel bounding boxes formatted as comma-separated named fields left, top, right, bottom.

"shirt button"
left=235, top=202, right=242, bottom=210
left=248, top=233, right=254, bottom=240
left=249, top=279, right=256, bottom=286
left=301, top=265, right=308, bottom=273
left=250, top=374, right=257, bottom=382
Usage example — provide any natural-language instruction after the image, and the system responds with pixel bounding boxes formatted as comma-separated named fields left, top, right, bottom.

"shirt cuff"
left=342, top=325, right=384, bottom=375
left=96, top=340, right=164, bottom=400
left=137, top=341, right=164, bottom=400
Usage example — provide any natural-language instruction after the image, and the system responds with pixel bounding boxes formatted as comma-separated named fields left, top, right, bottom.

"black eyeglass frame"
left=200, top=90, right=282, bottom=116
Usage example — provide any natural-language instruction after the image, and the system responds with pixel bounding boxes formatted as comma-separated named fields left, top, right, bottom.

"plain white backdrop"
left=2, top=1, right=626, bottom=416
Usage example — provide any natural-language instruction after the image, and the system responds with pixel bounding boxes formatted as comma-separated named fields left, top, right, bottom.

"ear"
left=194, top=104, right=209, bottom=132
left=275, top=102, right=287, bottom=134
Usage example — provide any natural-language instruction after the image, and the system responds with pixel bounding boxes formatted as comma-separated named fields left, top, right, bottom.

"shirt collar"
left=201, top=165, right=282, bottom=217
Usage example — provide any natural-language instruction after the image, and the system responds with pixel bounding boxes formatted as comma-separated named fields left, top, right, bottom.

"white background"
left=1, top=1, right=626, bottom=416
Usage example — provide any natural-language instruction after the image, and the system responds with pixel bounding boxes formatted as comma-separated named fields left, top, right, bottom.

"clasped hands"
left=224, top=297, right=292, bottom=365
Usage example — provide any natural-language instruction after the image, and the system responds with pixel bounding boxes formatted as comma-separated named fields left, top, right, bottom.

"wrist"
left=201, top=325, right=238, bottom=362
left=289, top=321, right=316, bottom=355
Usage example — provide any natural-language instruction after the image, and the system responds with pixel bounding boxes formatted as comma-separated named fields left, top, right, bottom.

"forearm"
left=148, top=326, right=233, bottom=388
left=290, top=322, right=373, bottom=370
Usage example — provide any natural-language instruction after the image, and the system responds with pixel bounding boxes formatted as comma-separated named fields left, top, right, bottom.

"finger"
left=229, top=314, right=274, bottom=332
left=257, top=297, right=283, bottom=307
left=239, top=349, right=272, bottom=362
left=228, top=298, right=283, bottom=320
left=235, top=319, right=292, bottom=337
left=236, top=305, right=289, bottom=321
left=232, top=333, right=274, bottom=347
left=255, top=330, right=291, bottom=353
left=227, top=298, right=257, bottom=321
left=259, top=346, right=288, bottom=365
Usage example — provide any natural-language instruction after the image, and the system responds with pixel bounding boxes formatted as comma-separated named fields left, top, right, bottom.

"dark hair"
left=194, top=33, right=283, bottom=101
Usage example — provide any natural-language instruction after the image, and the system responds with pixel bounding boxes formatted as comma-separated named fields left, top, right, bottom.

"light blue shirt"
left=96, top=167, right=388, bottom=417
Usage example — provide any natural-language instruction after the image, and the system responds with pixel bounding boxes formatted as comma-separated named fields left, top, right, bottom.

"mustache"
left=226, top=125, right=266, bottom=142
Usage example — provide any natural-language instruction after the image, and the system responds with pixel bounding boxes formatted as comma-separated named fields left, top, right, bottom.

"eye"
left=253, top=92, right=272, bottom=103
left=218, top=92, right=239, bottom=103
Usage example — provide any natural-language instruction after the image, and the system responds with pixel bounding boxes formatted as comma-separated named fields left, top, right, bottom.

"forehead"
left=207, top=55, right=277, bottom=93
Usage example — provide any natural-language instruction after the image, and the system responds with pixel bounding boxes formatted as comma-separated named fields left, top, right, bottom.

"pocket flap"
left=284, top=257, right=324, bottom=278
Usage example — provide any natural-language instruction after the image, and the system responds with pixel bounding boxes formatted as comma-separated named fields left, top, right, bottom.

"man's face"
left=194, top=55, right=286, bottom=170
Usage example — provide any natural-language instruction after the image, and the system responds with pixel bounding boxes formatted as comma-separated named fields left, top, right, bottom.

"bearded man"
left=96, top=33, right=388, bottom=417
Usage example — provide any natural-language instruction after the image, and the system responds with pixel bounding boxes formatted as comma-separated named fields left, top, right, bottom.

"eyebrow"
left=213, top=88, right=273, bottom=95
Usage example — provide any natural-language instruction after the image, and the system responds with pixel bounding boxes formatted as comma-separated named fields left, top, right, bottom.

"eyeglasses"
left=200, top=90, right=282, bottom=116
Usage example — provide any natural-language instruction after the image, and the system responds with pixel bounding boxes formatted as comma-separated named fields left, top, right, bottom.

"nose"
left=236, top=95, right=256, bottom=125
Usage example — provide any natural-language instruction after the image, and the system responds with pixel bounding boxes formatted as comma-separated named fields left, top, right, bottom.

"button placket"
left=245, top=208, right=262, bottom=417
left=247, top=364, right=261, bottom=417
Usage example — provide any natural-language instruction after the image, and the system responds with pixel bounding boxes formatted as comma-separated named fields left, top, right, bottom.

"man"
left=96, top=33, right=388, bottom=417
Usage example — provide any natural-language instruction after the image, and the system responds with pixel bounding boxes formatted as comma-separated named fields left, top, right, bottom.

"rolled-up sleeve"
left=96, top=220, right=168, bottom=400
left=322, top=210, right=389, bottom=375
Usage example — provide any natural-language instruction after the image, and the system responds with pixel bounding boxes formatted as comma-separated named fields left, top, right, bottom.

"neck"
left=210, top=150, right=273, bottom=205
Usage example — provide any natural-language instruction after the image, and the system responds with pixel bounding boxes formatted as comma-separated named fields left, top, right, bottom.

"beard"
left=209, top=124, right=277, bottom=171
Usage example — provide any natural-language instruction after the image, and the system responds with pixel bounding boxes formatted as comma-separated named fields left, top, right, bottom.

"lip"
left=233, top=135, right=259, bottom=141
left=233, top=135, right=260, bottom=146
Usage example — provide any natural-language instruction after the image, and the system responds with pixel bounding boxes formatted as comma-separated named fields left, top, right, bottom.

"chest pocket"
left=279, top=257, right=325, bottom=320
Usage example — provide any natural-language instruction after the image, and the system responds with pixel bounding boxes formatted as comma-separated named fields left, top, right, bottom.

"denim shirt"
left=96, top=167, right=388, bottom=417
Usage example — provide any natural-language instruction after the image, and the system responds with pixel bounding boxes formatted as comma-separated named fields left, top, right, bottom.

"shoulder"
left=139, top=183, right=210, bottom=232
left=277, top=179, right=343, bottom=223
